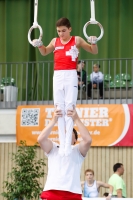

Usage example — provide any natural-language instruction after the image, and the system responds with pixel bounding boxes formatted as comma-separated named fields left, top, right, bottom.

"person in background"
left=81, top=169, right=113, bottom=200
left=108, top=163, right=126, bottom=198
left=77, top=60, right=87, bottom=91
left=87, top=63, right=104, bottom=99
left=103, top=192, right=109, bottom=197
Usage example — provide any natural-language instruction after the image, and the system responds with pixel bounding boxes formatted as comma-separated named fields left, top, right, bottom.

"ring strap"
left=28, top=0, right=43, bottom=45
left=83, top=0, right=104, bottom=42
left=33, top=0, right=38, bottom=27
left=90, top=0, right=96, bottom=21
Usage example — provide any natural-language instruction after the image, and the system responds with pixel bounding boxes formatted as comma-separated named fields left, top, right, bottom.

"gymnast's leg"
left=64, top=70, right=78, bottom=156
left=53, top=71, right=65, bottom=156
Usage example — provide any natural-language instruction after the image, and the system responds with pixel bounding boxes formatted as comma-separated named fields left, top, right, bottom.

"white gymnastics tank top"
left=84, top=180, right=99, bottom=197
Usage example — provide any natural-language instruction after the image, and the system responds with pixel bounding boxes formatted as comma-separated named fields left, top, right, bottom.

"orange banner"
left=16, top=104, right=132, bottom=146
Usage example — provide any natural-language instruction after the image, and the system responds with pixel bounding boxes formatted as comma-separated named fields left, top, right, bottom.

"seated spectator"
left=87, top=63, right=104, bottom=99
left=77, top=60, right=87, bottom=91
left=81, top=169, right=113, bottom=199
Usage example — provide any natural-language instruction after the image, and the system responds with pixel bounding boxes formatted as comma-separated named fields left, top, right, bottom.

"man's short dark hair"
left=73, top=128, right=78, bottom=141
left=56, top=17, right=71, bottom=28
left=113, top=163, right=123, bottom=172
left=78, top=60, right=86, bottom=64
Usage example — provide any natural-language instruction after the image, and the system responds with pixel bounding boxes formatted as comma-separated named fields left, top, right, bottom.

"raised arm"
left=32, top=38, right=56, bottom=56
left=37, top=109, right=62, bottom=153
left=76, top=36, right=98, bottom=54
left=67, top=108, right=92, bottom=157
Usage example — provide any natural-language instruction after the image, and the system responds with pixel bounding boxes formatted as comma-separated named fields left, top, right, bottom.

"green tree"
left=1, top=141, right=46, bottom=200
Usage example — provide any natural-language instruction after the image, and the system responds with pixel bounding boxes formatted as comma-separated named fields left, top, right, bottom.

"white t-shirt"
left=90, top=71, right=104, bottom=83
left=44, top=142, right=85, bottom=194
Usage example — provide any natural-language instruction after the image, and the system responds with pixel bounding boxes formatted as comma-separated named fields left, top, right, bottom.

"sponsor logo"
left=55, top=46, right=64, bottom=50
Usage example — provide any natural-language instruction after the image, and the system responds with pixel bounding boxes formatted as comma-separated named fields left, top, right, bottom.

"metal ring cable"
left=83, top=0, right=104, bottom=43
left=28, top=0, right=43, bottom=45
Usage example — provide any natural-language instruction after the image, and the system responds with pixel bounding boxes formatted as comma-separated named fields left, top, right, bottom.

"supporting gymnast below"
left=37, top=108, right=92, bottom=200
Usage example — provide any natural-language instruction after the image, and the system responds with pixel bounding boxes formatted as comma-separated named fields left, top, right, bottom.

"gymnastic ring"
left=28, top=24, right=43, bottom=45
left=83, top=20, right=104, bottom=43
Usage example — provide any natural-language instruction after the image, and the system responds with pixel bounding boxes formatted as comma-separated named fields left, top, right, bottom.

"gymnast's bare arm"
left=76, top=36, right=98, bottom=54
left=37, top=109, right=62, bottom=154
left=35, top=38, right=56, bottom=56
left=67, top=109, right=92, bottom=157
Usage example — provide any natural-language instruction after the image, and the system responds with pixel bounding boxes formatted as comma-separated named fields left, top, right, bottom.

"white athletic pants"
left=53, top=70, right=78, bottom=148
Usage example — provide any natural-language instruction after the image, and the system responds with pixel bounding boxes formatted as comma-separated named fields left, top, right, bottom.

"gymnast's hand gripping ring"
left=83, top=0, right=104, bottom=43
left=83, top=20, right=104, bottom=42
left=28, top=24, right=43, bottom=45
